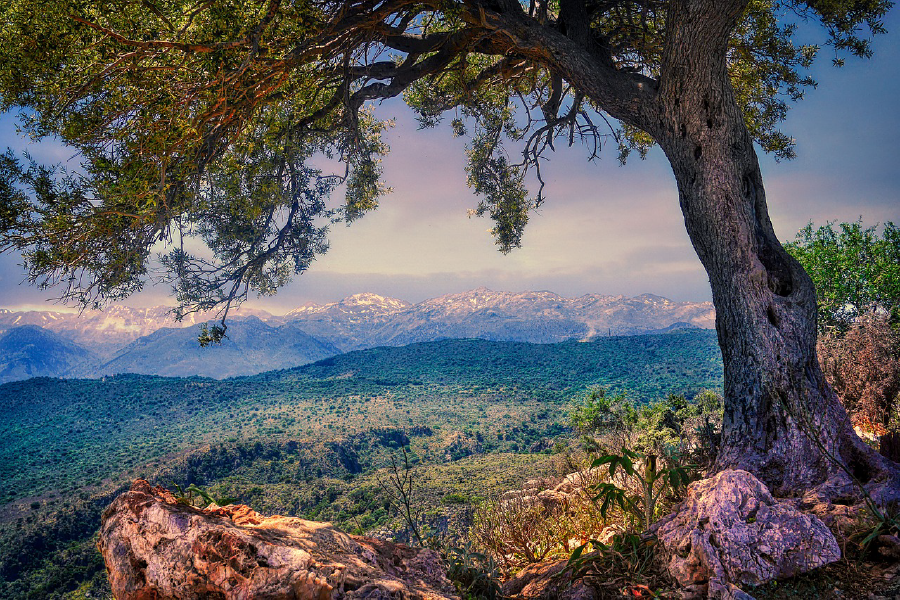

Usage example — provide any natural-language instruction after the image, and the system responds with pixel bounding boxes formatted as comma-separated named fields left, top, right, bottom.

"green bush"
left=569, top=388, right=723, bottom=472
left=444, top=544, right=503, bottom=600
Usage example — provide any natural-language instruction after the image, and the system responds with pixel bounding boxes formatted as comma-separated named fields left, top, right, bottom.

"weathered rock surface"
left=502, top=560, right=596, bottom=600
left=98, top=480, right=456, bottom=600
left=499, top=468, right=602, bottom=511
left=655, top=469, right=841, bottom=599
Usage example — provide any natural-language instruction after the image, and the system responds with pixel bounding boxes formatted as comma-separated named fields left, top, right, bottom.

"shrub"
left=818, top=312, right=900, bottom=430
left=562, top=531, right=672, bottom=599
left=470, top=494, right=557, bottom=568
left=444, top=544, right=503, bottom=600
left=569, top=388, right=723, bottom=472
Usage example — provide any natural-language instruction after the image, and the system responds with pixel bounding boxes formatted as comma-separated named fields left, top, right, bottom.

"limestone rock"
left=804, top=500, right=865, bottom=541
left=535, top=489, right=571, bottom=513
left=876, top=534, right=900, bottom=560
left=98, top=480, right=456, bottom=600
left=553, top=468, right=603, bottom=495
left=655, top=469, right=840, bottom=599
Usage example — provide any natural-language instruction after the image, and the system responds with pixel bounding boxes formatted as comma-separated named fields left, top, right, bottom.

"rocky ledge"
left=97, top=479, right=455, bottom=600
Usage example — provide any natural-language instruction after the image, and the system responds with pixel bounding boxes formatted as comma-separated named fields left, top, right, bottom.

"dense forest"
left=0, top=330, right=722, bottom=598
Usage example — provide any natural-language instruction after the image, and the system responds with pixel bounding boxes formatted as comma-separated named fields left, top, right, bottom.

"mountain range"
left=0, top=288, right=715, bottom=382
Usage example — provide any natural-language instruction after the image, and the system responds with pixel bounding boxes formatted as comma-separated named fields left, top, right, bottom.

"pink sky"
left=1, top=11, right=898, bottom=313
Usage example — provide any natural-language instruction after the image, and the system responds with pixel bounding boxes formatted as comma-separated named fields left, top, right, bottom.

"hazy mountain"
left=286, top=288, right=715, bottom=351
left=0, top=325, right=96, bottom=383
left=92, top=316, right=339, bottom=379
left=0, top=288, right=715, bottom=377
left=0, top=306, right=278, bottom=358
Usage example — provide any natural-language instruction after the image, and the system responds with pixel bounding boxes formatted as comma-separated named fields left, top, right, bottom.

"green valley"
left=0, top=331, right=722, bottom=598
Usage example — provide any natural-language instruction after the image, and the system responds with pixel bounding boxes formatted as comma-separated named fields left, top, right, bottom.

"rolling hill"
left=0, top=329, right=722, bottom=599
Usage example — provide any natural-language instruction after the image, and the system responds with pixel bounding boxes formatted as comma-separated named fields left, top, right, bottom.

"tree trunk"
left=647, top=6, right=899, bottom=497
left=505, top=0, right=899, bottom=498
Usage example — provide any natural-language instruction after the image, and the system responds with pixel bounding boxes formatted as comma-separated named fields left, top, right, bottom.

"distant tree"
left=785, top=221, right=900, bottom=332
left=0, top=0, right=896, bottom=496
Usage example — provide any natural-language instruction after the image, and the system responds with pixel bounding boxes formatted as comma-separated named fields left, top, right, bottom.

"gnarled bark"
left=637, top=0, right=900, bottom=497
left=500, top=0, right=900, bottom=497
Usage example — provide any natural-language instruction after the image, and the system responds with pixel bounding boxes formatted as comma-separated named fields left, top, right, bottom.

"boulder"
left=536, top=489, right=572, bottom=513
left=98, top=480, right=456, bottom=600
left=655, top=469, right=840, bottom=599
left=876, top=534, right=900, bottom=560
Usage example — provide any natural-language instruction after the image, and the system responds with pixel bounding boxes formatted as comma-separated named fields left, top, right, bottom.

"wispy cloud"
left=1, top=13, right=898, bottom=311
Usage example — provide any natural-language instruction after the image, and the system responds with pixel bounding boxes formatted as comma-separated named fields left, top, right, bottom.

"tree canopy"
left=0, top=0, right=890, bottom=322
left=786, top=220, right=900, bottom=331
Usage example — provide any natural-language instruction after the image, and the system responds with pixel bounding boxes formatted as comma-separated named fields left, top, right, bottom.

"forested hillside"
left=0, top=331, right=722, bottom=598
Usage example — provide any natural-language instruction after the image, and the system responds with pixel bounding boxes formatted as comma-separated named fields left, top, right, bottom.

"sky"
left=1, top=12, right=898, bottom=314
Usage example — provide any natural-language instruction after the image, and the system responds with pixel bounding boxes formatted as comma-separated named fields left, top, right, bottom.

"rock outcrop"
left=503, top=560, right=596, bottom=600
left=98, top=480, right=456, bottom=600
left=655, top=469, right=841, bottom=600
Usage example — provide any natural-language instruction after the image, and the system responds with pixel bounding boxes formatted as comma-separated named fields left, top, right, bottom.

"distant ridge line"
left=0, top=288, right=715, bottom=382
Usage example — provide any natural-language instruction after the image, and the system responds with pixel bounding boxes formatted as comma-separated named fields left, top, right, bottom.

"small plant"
left=561, top=532, right=671, bottom=599
left=852, top=499, right=900, bottom=555
left=171, top=482, right=236, bottom=508
left=470, top=494, right=558, bottom=568
left=445, top=543, right=504, bottom=600
left=591, top=449, right=694, bottom=533
left=376, top=447, right=427, bottom=546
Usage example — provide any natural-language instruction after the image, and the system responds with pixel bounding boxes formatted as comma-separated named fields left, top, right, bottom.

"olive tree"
left=1, top=0, right=897, bottom=497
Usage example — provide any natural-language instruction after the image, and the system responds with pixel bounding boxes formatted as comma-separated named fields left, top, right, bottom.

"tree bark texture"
left=537, top=0, right=900, bottom=495
left=649, top=0, right=898, bottom=495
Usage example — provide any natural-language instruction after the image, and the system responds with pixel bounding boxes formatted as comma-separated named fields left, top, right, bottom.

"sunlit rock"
left=655, top=469, right=840, bottom=599
left=98, top=480, right=455, bottom=600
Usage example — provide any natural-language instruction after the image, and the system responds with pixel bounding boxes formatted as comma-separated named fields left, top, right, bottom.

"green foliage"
left=442, top=493, right=473, bottom=505
left=562, top=532, right=669, bottom=599
left=784, top=220, right=900, bottom=331
left=0, top=333, right=719, bottom=504
left=0, top=1, right=891, bottom=316
left=569, top=388, right=636, bottom=442
left=0, top=332, right=725, bottom=598
left=444, top=544, right=504, bottom=600
left=850, top=499, right=900, bottom=559
left=730, top=1, right=818, bottom=160
left=170, top=482, right=236, bottom=508
left=591, top=450, right=693, bottom=533
left=468, top=387, right=711, bottom=574
left=0, top=0, right=391, bottom=314
left=0, top=333, right=722, bottom=598
left=197, top=323, right=228, bottom=347
left=569, top=388, right=723, bottom=471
